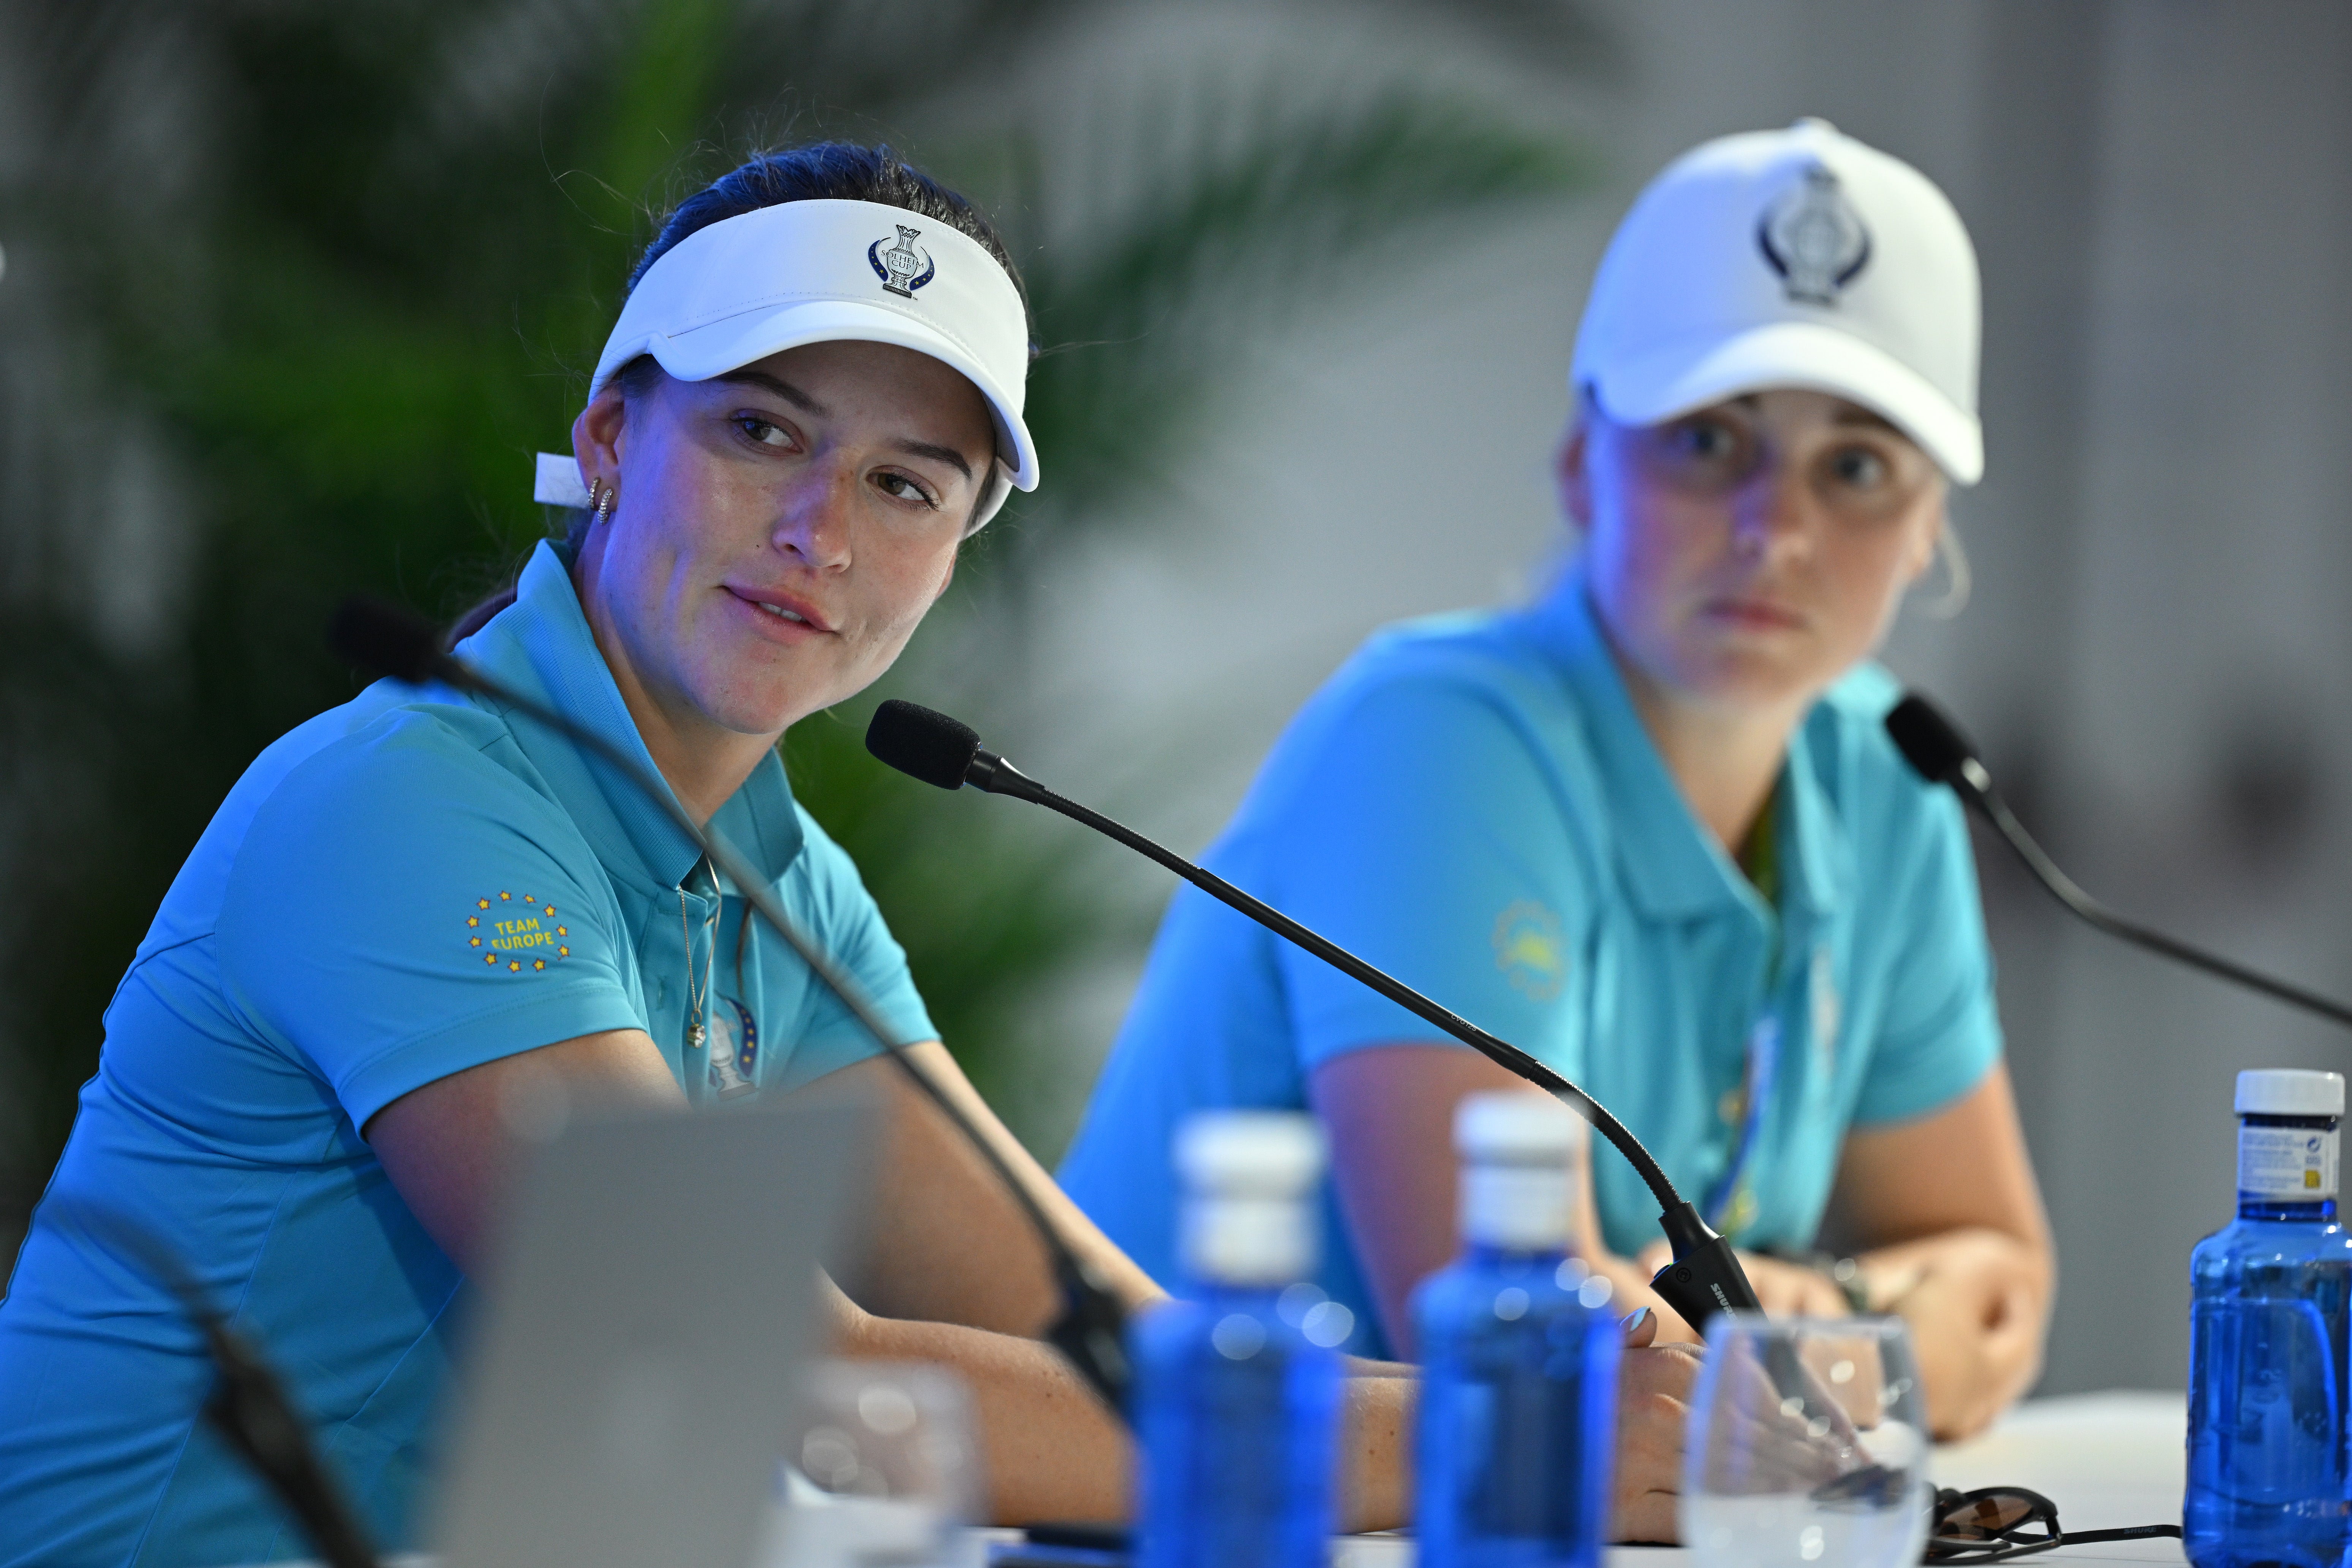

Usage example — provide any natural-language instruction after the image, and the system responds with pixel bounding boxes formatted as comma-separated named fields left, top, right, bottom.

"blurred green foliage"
left=0, top=0, right=1595, bottom=1222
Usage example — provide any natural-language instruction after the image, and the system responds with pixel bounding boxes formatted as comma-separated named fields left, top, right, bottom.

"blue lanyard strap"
left=1704, top=1015, right=1780, bottom=1234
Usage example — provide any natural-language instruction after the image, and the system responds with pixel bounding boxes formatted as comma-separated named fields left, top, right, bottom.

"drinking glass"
left=1682, top=1314, right=1932, bottom=1568
left=761, top=1359, right=983, bottom=1568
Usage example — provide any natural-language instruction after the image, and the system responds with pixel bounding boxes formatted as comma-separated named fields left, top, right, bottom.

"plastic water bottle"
left=1415, top=1092, right=1621, bottom=1568
left=1132, top=1112, right=1345, bottom=1568
left=2187, top=1068, right=2352, bottom=1568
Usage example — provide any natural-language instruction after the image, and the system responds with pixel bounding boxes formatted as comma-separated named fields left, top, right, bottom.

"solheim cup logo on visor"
left=1756, top=163, right=1872, bottom=306
left=869, top=224, right=937, bottom=298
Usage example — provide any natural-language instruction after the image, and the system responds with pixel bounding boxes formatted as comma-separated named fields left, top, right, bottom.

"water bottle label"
left=2238, top=1125, right=2339, bottom=1200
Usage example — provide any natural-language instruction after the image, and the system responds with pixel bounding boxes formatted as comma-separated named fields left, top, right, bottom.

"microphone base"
left=1649, top=1204, right=1762, bottom=1332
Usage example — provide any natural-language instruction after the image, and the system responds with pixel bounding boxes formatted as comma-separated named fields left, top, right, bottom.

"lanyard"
left=1709, top=791, right=1785, bottom=1236
left=1704, top=1015, right=1780, bottom=1235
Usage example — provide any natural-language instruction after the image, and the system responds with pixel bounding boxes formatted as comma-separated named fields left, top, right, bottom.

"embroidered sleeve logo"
left=1492, top=900, right=1568, bottom=1002
left=465, top=890, right=573, bottom=974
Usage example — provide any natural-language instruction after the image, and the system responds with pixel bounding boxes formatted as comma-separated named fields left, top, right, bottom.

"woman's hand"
left=1614, top=1306, right=1703, bottom=1543
left=1865, top=1228, right=2047, bottom=1440
left=1733, top=1252, right=1855, bottom=1318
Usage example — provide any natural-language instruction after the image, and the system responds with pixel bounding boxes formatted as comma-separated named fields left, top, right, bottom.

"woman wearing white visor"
left=1065, top=120, right=2055, bottom=1443
left=1, top=144, right=1604, bottom=1560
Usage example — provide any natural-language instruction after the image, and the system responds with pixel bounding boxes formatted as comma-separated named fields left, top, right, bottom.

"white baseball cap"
left=535, top=197, right=1037, bottom=526
left=1570, top=119, right=1983, bottom=484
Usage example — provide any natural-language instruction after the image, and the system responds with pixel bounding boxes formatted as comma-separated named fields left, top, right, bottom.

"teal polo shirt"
left=1059, top=579, right=2001, bottom=1359
left=0, top=540, right=930, bottom=1566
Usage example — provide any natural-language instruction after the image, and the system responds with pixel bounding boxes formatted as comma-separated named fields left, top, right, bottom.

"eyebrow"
left=1718, top=394, right=1899, bottom=433
left=714, top=369, right=826, bottom=416
left=1830, top=405, right=1901, bottom=432
left=890, top=439, right=974, bottom=481
left=713, top=369, right=977, bottom=481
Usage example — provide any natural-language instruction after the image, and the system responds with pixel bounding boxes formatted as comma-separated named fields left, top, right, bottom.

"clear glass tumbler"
left=1681, top=1314, right=1932, bottom=1568
left=762, top=1359, right=983, bottom=1568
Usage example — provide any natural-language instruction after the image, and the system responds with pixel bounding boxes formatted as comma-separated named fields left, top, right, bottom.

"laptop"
left=429, top=1096, right=871, bottom=1568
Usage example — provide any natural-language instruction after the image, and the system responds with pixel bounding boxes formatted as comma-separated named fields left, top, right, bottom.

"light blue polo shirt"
left=1059, top=578, right=2000, bottom=1359
left=0, top=540, right=931, bottom=1566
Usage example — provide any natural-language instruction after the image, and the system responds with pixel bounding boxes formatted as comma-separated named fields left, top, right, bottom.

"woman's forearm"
left=1826, top=1068, right=2055, bottom=1438
left=836, top=1297, right=1418, bottom=1531
left=837, top=1296, right=1133, bottom=1524
left=1337, top=1371, right=1415, bottom=1533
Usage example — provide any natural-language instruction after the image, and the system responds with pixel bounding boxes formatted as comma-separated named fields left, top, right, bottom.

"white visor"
left=536, top=197, right=1036, bottom=526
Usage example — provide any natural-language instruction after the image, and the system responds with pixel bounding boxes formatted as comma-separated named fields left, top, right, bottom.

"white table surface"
left=1303, top=1390, right=2192, bottom=1568
left=1915, top=1391, right=2186, bottom=1565
left=260, top=1390, right=2194, bottom=1566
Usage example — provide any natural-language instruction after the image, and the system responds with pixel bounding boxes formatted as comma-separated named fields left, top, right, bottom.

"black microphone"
left=865, top=698, right=1764, bottom=1333
left=327, top=596, right=1134, bottom=1414
left=1886, top=694, right=2352, bottom=1032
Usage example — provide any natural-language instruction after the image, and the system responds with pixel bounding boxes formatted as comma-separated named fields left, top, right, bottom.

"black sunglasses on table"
left=992, top=1483, right=2190, bottom=1566
left=1927, top=1485, right=2183, bottom=1562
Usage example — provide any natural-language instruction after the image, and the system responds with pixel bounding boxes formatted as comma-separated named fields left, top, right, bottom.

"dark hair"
left=633, top=141, right=1021, bottom=297
left=450, top=142, right=1016, bottom=645
left=609, top=141, right=1025, bottom=402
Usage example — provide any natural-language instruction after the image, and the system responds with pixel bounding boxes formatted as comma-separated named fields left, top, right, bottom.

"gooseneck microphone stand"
left=1885, top=695, right=2352, bottom=1032
left=863, top=699, right=1766, bottom=1333
left=327, top=598, right=1134, bottom=1416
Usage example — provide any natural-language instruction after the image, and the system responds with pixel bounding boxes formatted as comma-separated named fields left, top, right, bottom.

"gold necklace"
left=678, top=867, right=716, bottom=1051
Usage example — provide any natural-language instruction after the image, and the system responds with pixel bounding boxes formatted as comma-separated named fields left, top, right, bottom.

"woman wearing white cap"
left=1065, top=120, right=2055, bottom=1443
left=0, top=144, right=1567, bottom=1560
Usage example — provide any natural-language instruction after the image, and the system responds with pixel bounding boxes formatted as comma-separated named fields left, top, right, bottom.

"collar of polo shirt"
left=536, top=198, right=1037, bottom=528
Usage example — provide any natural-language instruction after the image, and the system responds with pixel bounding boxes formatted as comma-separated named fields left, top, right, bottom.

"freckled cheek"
left=652, top=494, right=763, bottom=621
left=873, top=538, right=961, bottom=627
left=866, top=580, right=943, bottom=649
left=1610, top=500, right=1721, bottom=613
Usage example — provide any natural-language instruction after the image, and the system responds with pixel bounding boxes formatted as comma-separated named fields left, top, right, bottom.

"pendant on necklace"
left=686, top=1023, right=706, bottom=1051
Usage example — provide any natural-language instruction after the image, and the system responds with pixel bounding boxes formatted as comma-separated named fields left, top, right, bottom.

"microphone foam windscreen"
left=327, top=595, right=445, bottom=686
left=1884, top=694, right=1979, bottom=787
left=866, top=700, right=982, bottom=791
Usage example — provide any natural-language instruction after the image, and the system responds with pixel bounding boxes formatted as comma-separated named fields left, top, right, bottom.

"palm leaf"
left=1015, top=84, right=1587, bottom=534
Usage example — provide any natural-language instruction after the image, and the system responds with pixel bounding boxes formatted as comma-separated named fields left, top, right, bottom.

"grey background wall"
left=1012, top=0, right=2352, bottom=1397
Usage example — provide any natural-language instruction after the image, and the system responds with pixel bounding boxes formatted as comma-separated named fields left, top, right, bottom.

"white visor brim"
left=1590, top=320, right=1982, bottom=485
left=612, top=297, right=1036, bottom=492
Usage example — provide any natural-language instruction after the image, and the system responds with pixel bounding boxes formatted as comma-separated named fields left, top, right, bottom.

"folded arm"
left=1313, top=1045, right=2049, bottom=1455
left=1823, top=1062, right=2054, bottom=1438
left=834, top=1041, right=1424, bottom=1527
left=366, top=1032, right=1418, bottom=1528
left=1625, top=1067, right=2052, bottom=1436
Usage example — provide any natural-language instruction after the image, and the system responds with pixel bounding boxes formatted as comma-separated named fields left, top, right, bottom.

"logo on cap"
left=1756, top=163, right=1871, bottom=306
left=869, top=224, right=936, bottom=298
